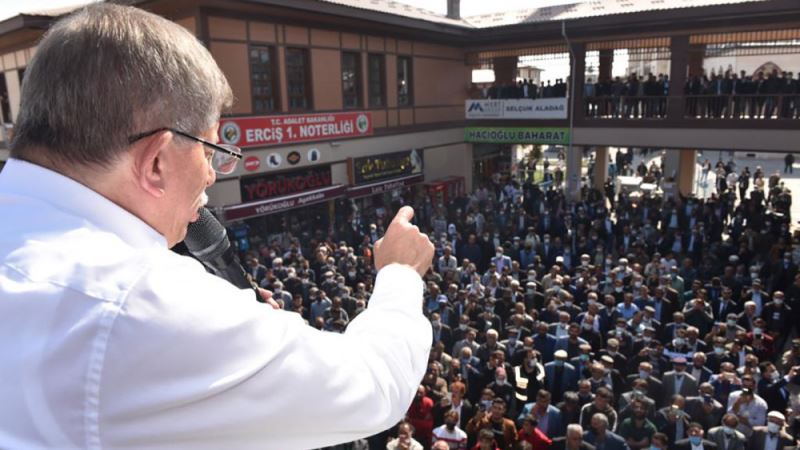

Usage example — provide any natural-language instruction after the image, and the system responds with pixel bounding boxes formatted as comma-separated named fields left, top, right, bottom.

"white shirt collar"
left=0, top=159, right=166, bottom=249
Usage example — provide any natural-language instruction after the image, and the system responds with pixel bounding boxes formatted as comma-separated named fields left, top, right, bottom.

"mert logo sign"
left=465, top=100, right=503, bottom=118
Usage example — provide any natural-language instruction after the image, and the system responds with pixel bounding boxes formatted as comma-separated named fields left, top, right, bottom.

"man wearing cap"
left=663, top=357, right=699, bottom=405
left=545, top=350, right=578, bottom=404
left=749, top=411, right=794, bottom=450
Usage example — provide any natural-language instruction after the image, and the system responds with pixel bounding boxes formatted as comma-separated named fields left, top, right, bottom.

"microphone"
left=184, top=207, right=261, bottom=301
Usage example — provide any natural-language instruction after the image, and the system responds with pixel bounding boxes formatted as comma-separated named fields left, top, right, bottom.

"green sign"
left=465, top=127, right=569, bottom=145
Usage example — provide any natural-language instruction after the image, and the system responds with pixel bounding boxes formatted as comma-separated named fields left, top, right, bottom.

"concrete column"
left=688, top=44, right=705, bottom=78
left=677, top=149, right=697, bottom=197
left=593, top=146, right=609, bottom=190
left=566, top=145, right=583, bottom=203
left=492, top=56, right=517, bottom=85
left=662, top=149, right=697, bottom=199
left=598, top=49, right=613, bottom=82
left=667, top=35, right=689, bottom=120
left=570, top=42, right=586, bottom=122
left=4, top=70, right=21, bottom=122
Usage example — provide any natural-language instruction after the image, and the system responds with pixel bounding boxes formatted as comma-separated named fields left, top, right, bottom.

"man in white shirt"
left=431, top=410, right=468, bottom=450
left=0, top=4, right=434, bottom=450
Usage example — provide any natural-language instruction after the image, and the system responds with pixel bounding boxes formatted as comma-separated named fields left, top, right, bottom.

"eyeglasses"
left=128, top=127, right=242, bottom=175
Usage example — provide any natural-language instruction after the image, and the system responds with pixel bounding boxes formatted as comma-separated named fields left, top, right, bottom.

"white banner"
left=465, top=98, right=568, bottom=120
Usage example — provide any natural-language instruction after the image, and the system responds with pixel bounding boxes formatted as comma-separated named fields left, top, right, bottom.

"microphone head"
left=184, top=207, right=229, bottom=261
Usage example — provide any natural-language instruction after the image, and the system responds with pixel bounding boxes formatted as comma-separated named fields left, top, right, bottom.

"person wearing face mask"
left=742, top=279, right=770, bottom=317
left=748, top=411, right=794, bottom=450
left=674, top=422, right=718, bottom=450
left=491, top=246, right=512, bottom=275
left=626, top=362, right=664, bottom=407
left=432, top=409, right=468, bottom=450
left=663, top=358, right=699, bottom=407
left=760, top=290, right=791, bottom=351
left=707, top=413, right=747, bottom=450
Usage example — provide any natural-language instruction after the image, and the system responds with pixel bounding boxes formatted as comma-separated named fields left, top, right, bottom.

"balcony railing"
left=583, top=94, right=799, bottom=120
left=683, top=93, right=799, bottom=119
left=584, top=95, right=669, bottom=119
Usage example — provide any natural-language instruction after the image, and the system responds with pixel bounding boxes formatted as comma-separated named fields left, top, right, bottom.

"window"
left=397, top=56, right=413, bottom=106
left=367, top=54, right=385, bottom=108
left=286, top=48, right=311, bottom=110
left=249, top=46, right=278, bottom=113
left=341, top=52, right=362, bottom=109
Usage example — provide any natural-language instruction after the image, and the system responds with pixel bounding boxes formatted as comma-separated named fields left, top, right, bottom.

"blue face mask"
left=689, top=436, right=702, bottom=446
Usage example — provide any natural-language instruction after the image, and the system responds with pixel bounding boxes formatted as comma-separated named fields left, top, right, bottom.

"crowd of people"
left=584, top=73, right=671, bottom=119
left=237, top=153, right=798, bottom=450
left=683, top=69, right=800, bottom=120
left=582, top=69, right=800, bottom=120
left=475, top=79, right=569, bottom=100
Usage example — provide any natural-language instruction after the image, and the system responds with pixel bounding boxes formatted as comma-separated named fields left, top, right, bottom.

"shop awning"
left=222, top=184, right=345, bottom=222
left=346, top=173, right=424, bottom=199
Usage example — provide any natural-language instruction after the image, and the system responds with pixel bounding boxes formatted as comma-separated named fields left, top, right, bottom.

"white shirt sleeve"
left=100, top=258, right=431, bottom=450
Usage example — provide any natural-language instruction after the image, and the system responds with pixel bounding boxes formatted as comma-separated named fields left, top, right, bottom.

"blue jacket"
left=517, top=403, right=562, bottom=436
left=583, top=430, right=630, bottom=450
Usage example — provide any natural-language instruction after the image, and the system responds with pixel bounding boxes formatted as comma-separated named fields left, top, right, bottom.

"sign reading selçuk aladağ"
left=464, top=127, right=570, bottom=145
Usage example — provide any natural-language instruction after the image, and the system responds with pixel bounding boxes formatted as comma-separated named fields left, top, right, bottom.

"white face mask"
left=634, top=281, right=642, bottom=288
left=767, top=422, right=781, bottom=434
left=496, top=377, right=507, bottom=386
left=459, top=324, right=468, bottom=330
left=615, top=287, right=624, bottom=293
left=775, top=298, right=784, bottom=305
left=723, top=426, right=735, bottom=436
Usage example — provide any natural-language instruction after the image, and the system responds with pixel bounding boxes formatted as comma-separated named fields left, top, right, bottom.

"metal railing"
left=683, top=93, right=799, bottom=119
left=584, top=95, right=669, bottom=119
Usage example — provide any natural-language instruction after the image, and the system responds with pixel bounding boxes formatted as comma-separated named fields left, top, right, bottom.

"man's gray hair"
left=11, top=3, right=233, bottom=167
left=566, top=423, right=583, bottom=436
left=592, top=413, right=609, bottom=428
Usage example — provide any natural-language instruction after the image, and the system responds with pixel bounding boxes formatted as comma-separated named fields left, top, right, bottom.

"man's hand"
left=256, top=287, right=280, bottom=310
left=374, top=206, right=434, bottom=277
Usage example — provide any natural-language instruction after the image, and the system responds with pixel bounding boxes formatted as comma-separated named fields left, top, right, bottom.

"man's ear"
left=131, top=131, right=172, bottom=198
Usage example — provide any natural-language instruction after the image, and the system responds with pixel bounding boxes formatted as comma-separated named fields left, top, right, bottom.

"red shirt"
left=407, top=396, right=434, bottom=444
left=517, top=427, right=552, bottom=450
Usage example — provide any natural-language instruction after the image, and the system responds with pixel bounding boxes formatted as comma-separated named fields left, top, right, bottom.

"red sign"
left=244, top=156, right=260, bottom=171
left=224, top=184, right=346, bottom=221
left=218, top=111, right=373, bottom=149
left=240, top=167, right=331, bottom=202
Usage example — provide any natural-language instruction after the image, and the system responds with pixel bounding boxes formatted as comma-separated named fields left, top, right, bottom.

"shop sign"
left=224, top=184, right=345, bottom=222
left=240, top=166, right=332, bottom=202
left=219, top=111, right=372, bottom=149
left=266, top=153, right=282, bottom=168
left=347, top=173, right=424, bottom=199
left=244, top=156, right=260, bottom=171
left=465, top=98, right=568, bottom=120
left=352, top=149, right=423, bottom=185
left=464, top=127, right=569, bottom=145
left=287, top=151, right=301, bottom=165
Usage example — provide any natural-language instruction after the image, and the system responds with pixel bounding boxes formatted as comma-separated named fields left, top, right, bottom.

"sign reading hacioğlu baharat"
left=464, top=127, right=570, bottom=145
left=218, top=111, right=373, bottom=149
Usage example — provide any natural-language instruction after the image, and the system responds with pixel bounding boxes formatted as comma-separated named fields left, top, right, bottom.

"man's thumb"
left=391, top=206, right=415, bottom=226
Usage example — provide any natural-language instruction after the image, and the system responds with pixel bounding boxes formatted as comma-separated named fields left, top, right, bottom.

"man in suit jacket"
left=432, top=389, right=474, bottom=430
left=662, top=357, right=699, bottom=406
left=707, top=414, right=747, bottom=450
left=430, top=312, right=453, bottom=350
left=674, top=422, right=719, bottom=449
left=625, top=361, right=664, bottom=406
left=533, top=322, right=557, bottom=363
left=516, top=389, right=562, bottom=436
left=544, top=350, right=579, bottom=404
left=551, top=424, right=596, bottom=450
left=749, top=411, right=795, bottom=450
left=583, top=413, right=628, bottom=450
left=688, top=352, right=714, bottom=385
left=685, top=384, right=726, bottom=435
left=491, top=246, right=513, bottom=274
